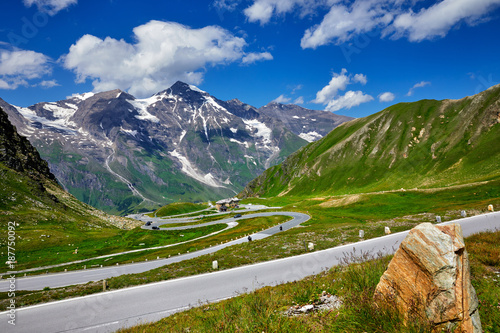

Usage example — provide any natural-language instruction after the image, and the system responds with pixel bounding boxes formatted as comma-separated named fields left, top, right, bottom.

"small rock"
left=299, top=304, right=314, bottom=313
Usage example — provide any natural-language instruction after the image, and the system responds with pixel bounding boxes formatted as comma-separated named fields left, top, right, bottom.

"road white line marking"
left=81, top=321, right=119, bottom=331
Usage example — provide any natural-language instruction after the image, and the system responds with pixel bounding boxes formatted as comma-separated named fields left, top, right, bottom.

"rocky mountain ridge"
left=0, top=106, right=139, bottom=232
left=0, top=106, right=56, bottom=184
left=241, top=84, right=500, bottom=198
left=1, top=82, right=352, bottom=214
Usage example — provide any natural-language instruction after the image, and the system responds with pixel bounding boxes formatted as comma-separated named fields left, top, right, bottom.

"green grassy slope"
left=241, top=85, right=500, bottom=198
left=0, top=106, right=166, bottom=271
left=152, top=202, right=209, bottom=217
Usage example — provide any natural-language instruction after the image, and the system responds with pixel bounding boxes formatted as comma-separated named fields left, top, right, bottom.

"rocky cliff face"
left=1, top=82, right=350, bottom=214
left=374, top=223, right=481, bottom=332
left=0, top=106, right=56, bottom=183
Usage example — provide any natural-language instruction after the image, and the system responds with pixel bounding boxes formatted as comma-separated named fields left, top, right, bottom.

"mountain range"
left=1, top=82, right=351, bottom=214
left=241, top=84, right=500, bottom=198
left=0, top=105, right=135, bottom=231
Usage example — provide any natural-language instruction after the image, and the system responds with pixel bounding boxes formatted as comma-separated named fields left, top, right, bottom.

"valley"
left=0, top=84, right=499, bottom=332
left=2, top=0, right=500, bottom=331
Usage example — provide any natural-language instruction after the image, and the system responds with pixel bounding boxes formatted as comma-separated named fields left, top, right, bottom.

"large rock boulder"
left=374, top=223, right=481, bottom=332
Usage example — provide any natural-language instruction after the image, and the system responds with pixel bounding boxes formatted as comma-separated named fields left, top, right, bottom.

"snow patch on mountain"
left=229, top=138, right=249, bottom=148
left=299, top=131, right=322, bottom=142
left=127, top=98, right=160, bottom=123
left=43, top=103, right=77, bottom=123
left=189, top=84, right=205, bottom=93
left=242, top=119, right=272, bottom=144
left=64, top=103, right=78, bottom=110
left=121, top=127, right=138, bottom=137
left=169, top=150, right=224, bottom=188
left=14, top=106, right=77, bottom=134
left=177, top=130, right=187, bottom=145
left=70, top=92, right=95, bottom=101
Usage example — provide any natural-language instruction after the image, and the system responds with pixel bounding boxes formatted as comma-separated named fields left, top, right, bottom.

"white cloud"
left=388, top=0, right=500, bottom=42
left=213, top=0, right=241, bottom=12
left=353, top=73, right=368, bottom=85
left=38, top=79, right=59, bottom=88
left=62, top=20, right=256, bottom=97
left=313, top=68, right=373, bottom=111
left=378, top=91, right=395, bottom=102
left=294, top=96, right=304, bottom=104
left=0, top=79, right=10, bottom=89
left=301, top=0, right=392, bottom=48
left=273, top=94, right=291, bottom=103
left=324, top=90, right=373, bottom=112
left=290, top=84, right=303, bottom=93
left=244, top=0, right=322, bottom=25
left=23, top=0, right=77, bottom=16
left=0, top=48, right=52, bottom=89
left=313, top=68, right=367, bottom=103
left=407, top=81, right=430, bottom=96
left=313, top=68, right=349, bottom=104
left=241, top=51, right=273, bottom=64
left=246, top=0, right=500, bottom=46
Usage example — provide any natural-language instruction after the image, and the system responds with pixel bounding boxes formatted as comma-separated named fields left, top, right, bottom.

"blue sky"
left=1, top=0, right=500, bottom=118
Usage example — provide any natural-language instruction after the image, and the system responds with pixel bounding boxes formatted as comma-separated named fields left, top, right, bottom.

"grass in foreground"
left=147, top=202, right=210, bottom=218
left=117, top=230, right=500, bottom=333
left=2, top=180, right=498, bottom=310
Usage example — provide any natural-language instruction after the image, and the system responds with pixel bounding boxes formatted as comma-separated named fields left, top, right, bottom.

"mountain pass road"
left=1, top=212, right=499, bottom=333
left=0, top=212, right=308, bottom=292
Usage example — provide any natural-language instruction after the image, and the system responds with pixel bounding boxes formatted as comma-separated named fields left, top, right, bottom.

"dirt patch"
left=319, top=194, right=365, bottom=208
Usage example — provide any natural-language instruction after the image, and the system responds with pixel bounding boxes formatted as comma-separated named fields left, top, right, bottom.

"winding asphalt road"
left=0, top=212, right=307, bottom=292
left=1, top=212, right=499, bottom=333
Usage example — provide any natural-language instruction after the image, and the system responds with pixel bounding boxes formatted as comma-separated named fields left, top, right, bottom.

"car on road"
left=152, top=226, right=159, bottom=230
left=145, top=221, right=151, bottom=226
left=233, top=214, right=242, bottom=218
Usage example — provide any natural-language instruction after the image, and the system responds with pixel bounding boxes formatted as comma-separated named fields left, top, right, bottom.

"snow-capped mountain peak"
left=0, top=82, right=352, bottom=214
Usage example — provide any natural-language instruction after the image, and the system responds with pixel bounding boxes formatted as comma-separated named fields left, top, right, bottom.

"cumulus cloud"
left=301, top=0, right=392, bottom=48
left=388, top=0, right=500, bottom=42
left=38, top=79, right=60, bottom=88
left=273, top=94, right=291, bottom=103
left=294, top=96, right=304, bottom=104
left=313, top=68, right=349, bottom=104
left=245, top=0, right=500, bottom=46
left=313, top=68, right=373, bottom=112
left=0, top=48, right=52, bottom=89
left=407, top=81, right=430, bottom=96
left=241, top=51, right=273, bottom=64
left=62, top=20, right=264, bottom=97
left=213, top=0, right=241, bottom=12
left=378, top=91, right=395, bottom=102
left=324, top=90, right=373, bottom=112
left=290, top=84, right=303, bottom=93
left=23, top=0, right=77, bottom=16
left=244, top=0, right=321, bottom=25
